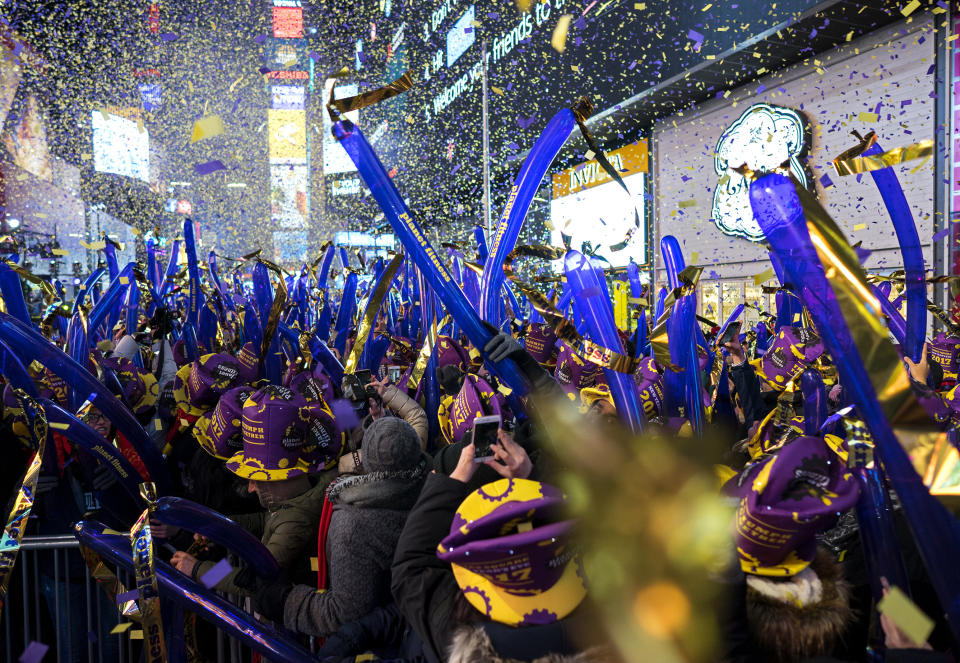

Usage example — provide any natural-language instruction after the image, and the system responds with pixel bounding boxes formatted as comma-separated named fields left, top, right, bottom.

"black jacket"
left=391, top=472, right=473, bottom=663
left=728, top=360, right=769, bottom=427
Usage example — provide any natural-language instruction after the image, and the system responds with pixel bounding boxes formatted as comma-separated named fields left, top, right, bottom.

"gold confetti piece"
left=571, top=65, right=579, bottom=73
left=702, top=3, right=712, bottom=9
left=471, top=20, right=481, bottom=27
left=900, top=0, right=920, bottom=17
left=878, top=586, right=934, bottom=646
left=129, top=630, right=143, bottom=640
left=634, top=1, right=646, bottom=7
left=102, top=528, right=126, bottom=536
left=110, top=623, right=133, bottom=634
left=552, top=14, right=573, bottom=53
left=584, top=149, right=596, bottom=160
left=723, top=90, right=731, bottom=98
left=690, top=252, right=699, bottom=263
left=853, top=223, right=867, bottom=231
left=947, top=34, right=958, bottom=42
left=191, top=115, right=225, bottom=143
left=49, top=422, right=70, bottom=430
left=515, top=0, right=533, bottom=11
left=228, top=76, right=243, bottom=93
left=79, top=240, right=107, bottom=250
left=845, top=30, right=854, bottom=41
left=753, top=267, right=775, bottom=285
left=52, top=249, right=69, bottom=256
left=678, top=200, right=697, bottom=208
left=491, top=86, right=504, bottom=96
left=119, top=277, right=129, bottom=285
left=310, top=557, right=319, bottom=571
left=857, top=112, right=879, bottom=123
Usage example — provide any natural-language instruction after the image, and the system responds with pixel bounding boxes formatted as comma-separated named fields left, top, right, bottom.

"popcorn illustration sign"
left=712, top=103, right=808, bottom=242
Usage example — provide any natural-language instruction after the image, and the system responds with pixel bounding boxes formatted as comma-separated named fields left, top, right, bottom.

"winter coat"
left=193, top=477, right=331, bottom=596
left=282, top=462, right=427, bottom=637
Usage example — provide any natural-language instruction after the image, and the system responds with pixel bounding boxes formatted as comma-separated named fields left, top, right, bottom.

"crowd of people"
left=1, top=238, right=959, bottom=663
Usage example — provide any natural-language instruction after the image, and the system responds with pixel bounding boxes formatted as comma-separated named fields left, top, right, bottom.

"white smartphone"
left=472, top=414, right=501, bottom=463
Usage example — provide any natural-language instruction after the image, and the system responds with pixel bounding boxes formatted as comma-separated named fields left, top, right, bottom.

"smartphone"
left=355, top=369, right=372, bottom=386
left=472, top=415, right=501, bottom=463
left=718, top=320, right=742, bottom=347
left=388, top=365, right=402, bottom=383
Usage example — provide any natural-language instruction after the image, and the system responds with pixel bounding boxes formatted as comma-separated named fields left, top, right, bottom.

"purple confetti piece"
left=574, top=17, right=586, bottom=30
left=160, top=32, right=179, bottom=42
left=231, top=96, right=242, bottom=114
left=331, top=399, right=361, bottom=432
left=200, top=558, right=233, bottom=588
left=687, top=28, right=703, bottom=42
left=927, top=64, right=936, bottom=75
left=116, top=589, right=139, bottom=603
left=932, top=227, right=950, bottom=243
left=194, top=160, right=226, bottom=175
left=253, top=34, right=267, bottom=44
left=464, top=27, right=473, bottom=33
left=820, top=173, right=834, bottom=188
left=309, top=51, right=320, bottom=61
left=854, top=246, right=872, bottom=262
left=487, top=12, right=500, bottom=18
left=756, top=84, right=766, bottom=94
left=19, top=642, right=49, bottom=663
left=709, top=270, right=721, bottom=280
left=258, top=66, right=271, bottom=75
left=451, top=163, right=461, bottom=175
left=517, top=115, right=537, bottom=130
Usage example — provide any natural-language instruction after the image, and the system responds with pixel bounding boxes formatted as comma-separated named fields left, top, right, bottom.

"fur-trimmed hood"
left=447, top=624, right=616, bottom=663
left=326, top=459, right=427, bottom=510
left=745, top=548, right=853, bottom=663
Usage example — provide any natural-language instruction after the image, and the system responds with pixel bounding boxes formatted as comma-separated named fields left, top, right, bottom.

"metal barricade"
left=3, top=535, right=133, bottom=663
left=4, top=535, right=310, bottom=663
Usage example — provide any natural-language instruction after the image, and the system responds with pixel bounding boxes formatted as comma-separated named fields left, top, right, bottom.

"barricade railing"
left=4, top=533, right=314, bottom=663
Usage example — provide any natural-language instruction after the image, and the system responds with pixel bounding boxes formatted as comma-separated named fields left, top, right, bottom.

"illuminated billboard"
left=267, top=108, right=306, bottom=162
left=446, top=5, right=475, bottom=68
left=0, top=40, right=21, bottom=133
left=5, top=93, right=51, bottom=182
left=321, top=79, right=359, bottom=174
left=271, top=85, right=305, bottom=110
left=272, top=5, right=303, bottom=38
left=550, top=141, right=648, bottom=269
left=270, top=163, right=309, bottom=229
left=91, top=109, right=150, bottom=182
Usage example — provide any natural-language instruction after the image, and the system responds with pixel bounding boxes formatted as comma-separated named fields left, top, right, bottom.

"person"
left=391, top=438, right=609, bottom=663
left=170, top=384, right=334, bottom=595
left=253, top=417, right=429, bottom=642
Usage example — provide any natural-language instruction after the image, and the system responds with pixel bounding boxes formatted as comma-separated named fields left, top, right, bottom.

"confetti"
left=194, top=160, right=227, bottom=175
left=932, top=227, right=950, bottom=243
left=900, top=0, right=921, bottom=17
left=857, top=112, right=879, bottom=123
left=878, top=586, right=934, bottom=646
left=753, top=268, right=775, bottom=285
left=200, top=558, right=233, bottom=588
left=18, top=642, right=49, bottom=663
left=110, top=623, right=133, bottom=635
left=551, top=15, right=573, bottom=53
left=190, top=115, right=225, bottom=143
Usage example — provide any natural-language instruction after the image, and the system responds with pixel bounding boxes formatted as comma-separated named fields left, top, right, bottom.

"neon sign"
left=712, top=103, right=808, bottom=242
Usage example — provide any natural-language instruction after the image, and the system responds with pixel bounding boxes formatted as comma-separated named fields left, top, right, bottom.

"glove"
left=35, top=473, right=59, bottom=495
left=483, top=328, right=524, bottom=363
left=252, top=577, right=294, bottom=624
left=91, top=464, right=118, bottom=492
left=233, top=561, right=257, bottom=591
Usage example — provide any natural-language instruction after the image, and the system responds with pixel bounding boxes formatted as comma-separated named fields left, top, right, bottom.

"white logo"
left=712, top=103, right=808, bottom=242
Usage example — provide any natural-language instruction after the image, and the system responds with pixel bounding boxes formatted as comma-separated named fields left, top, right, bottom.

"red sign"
left=176, top=200, right=192, bottom=215
left=272, top=7, right=303, bottom=38
left=148, top=3, right=159, bottom=33
left=266, top=70, right=308, bottom=80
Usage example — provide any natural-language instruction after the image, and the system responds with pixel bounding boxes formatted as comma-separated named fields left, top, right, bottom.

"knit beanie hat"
left=362, top=417, right=422, bottom=473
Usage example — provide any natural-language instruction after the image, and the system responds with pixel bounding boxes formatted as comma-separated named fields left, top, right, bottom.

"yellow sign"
left=267, top=109, right=306, bottom=161
left=552, top=140, right=648, bottom=199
